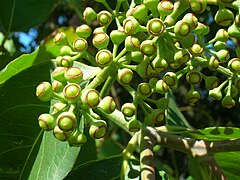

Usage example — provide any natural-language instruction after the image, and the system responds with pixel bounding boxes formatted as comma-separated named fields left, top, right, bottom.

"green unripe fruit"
left=64, top=67, right=83, bottom=84
left=80, top=89, right=101, bottom=108
left=38, top=113, right=55, bottom=131
left=163, top=72, right=178, bottom=87
left=179, top=33, right=195, bottom=49
left=76, top=24, right=92, bottom=39
left=189, top=0, right=207, bottom=13
left=174, top=49, right=190, bottom=64
left=117, top=68, right=134, bottom=85
left=215, top=29, right=229, bottom=42
left=132, top=4, right=148, bottom=23
left=92, top=32, right=109, bottom=49
left=36, top=82, right=54, bottom=102
left=73, top=38, right=88, bottom=52
left=57, top=112, right=77, bottom=132
left=147, top=18, right=164, bottom=36
left=204, top=76, right=219, bottom=90
left=52, top=67, right=67, bottom=83
left=98, top=96, right=116, bottom=114
left=151, top=58, right=168, bottom=72
left=235, top=14, right=240, bottom=28
left=183, top=13, right=198, bottom=30
left=56, top=56, right=74, bottom=68
left=95, top=49, right=113, bottom=67
left=55, top=56, right=63, bottom=67
left=234, top=77, right=240, bottom=90
left=228, top=58, right=240, bottom=72
left=136, top=58, right=155, bottom=78
left=186, top=69, right=202, bottom=84
left=143, top=0, right=159, bottom=11
left=110, top=28, right=127, bottom=45
left=54, top=32, right=68, bottom=45
left=186, top=88, right=200, bottom=105
left=127, top=119, right=142, bottom=132
left=191, top=43, right=203, bottom=55
left=93, top=27, right=105, bottom=35
left=228, top=23, right=240, bottom=38
left=63, top=83, right=81, bottom=102
left=215, top=7, right=234, bottom=26
left=174, top=20, right=191, bottom=37
left=151, top=109, right=166, bottom=124
left=123, top=16, right=141, bottom=35
left=68, top=131, right=87, bottom=146
left=192, top=57, right=208, bottom=67
left=155, top=80, right=169, bottom=94
left=140, top=40, right=157, bottom=56
left=121, top=103, right=136, bottom=117
left=224, top=85, right=238, bottom=98
left=97, top=10, right=112, bottom=26
left=209, top=87, right=222, bottom=100
left=221, top=95, right=235, bottom=108
left=216, top=49, right=230, bottom=62
left=137, top=82, right=152, bottom=97
left=193, top=22, right=210, bottom=36
left=52, top=102, right=67, bottom=114
left=53, top=126, right=70, bottom=141
left=83, top=7, right=97, bottom=22
left=213, top=41, right=226, bottom=51
left=157, top=97, right=169, bottom=110
left=60, top=45, right=76, bottom=56
left=209, top=56, right=219, bottom=70
left=89, top=120, right=107, bottom=139
left=127, top=51, right=144, bottom=63
left=157, top=0, right=173, bottom=16
left=125, top=36, right=140, bottom=51
left=52, top=80, right=64, bottom=93
left=149, top=77, right=158, bottom=89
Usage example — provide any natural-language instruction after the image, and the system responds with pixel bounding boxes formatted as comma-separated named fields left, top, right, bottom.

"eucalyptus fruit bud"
left=89, top=120, right=107, bottom=139
left=95, top=49, right=113, bottom=67
left=64, top=67, right=83, bottom=84
left=179, top=32, right=195, bottom=49
left=57, top=111, right=77, bottom=132
left=80, top=89, right=101, bottom=108
left=224, top=85, right=238, bottom=98
left=60, top=46, right=76, bottom=56
left=83, top=7, right=97, bottom=22
left=38, top=113, right=55, bottom=131
left=174, top=49, right=190, bottom=64
left=189, top=0, right=207, bottom=13
left=63, top=83, right=81, bottom=102
left=97, top=10, right=112, bottom=26
left=121, top=103, right=136, bottom=117
left=186, top=69, right=202, bottom=84
left=73, top=38, right=88, bottom=52
left=157, top=97, right=169, bottom=110
left=163, top=72, right=178, bottom=87
left=54, top=32, right=68, bottom=46
left=127, top=119, right=142, bottom=132
left=98, top=96, right=116, bottom=114
left=157, top=0, right=173, bottom=16
left=228, top=22, right=240, bottom=38
left=125, top=36, right=141, bottom=51
left=52, top=80, right=64, bottom=93
left=136, top=58, right=154, bottom=78
left=174, top=20, right=191, bottom=37
left=126, top=51, right=144, bottom=63
left=183, top=13, right=198, bottom=30
left=155, top=80, right=169, bottom=94
left=209, top=87, right=223, bottom=100
left=132, top=4, right=148, bottom=23
left=204, top=76, right=219, bottom=90
left=213, top=41, right=226, bottom=51
left=215, top=29, right=229, bottom=42
left=209, top=56, right=219, bottom=70
left=36, top=82, right=54, bottom=102
left=215, top=7, right=234, bottom=26
left=53, top=126, right=70, bottom=141
left=151, top=58, right=168, bottom=72
left=228, top=58, right=240, bottom=72
left=123, top=16, right=141, bottom=35
left=193, top=22, right=210, bottom=36
left=234, top=77, right=240, bottom=90
left=147, top=18, right=164, bottom=36
left=235, top=14, right=240, bottom=28
left=186, top=88, right=200, bottom=105
left=57, top=56, right=74, bottom=68
left=92, top=32, right=109, bottom=49
left=110, top=28, right=127, bottom=45
left=216, top=49, right=230, bottom=62
left=221, top=95, right=235, bottom=108
left=191, top=43, right=204, bottom=55
left=117, top=68, right=134, bottom=85
left=76, top=24, right=92, bottom=39
left=68, top=130, right=87, bottom=146
left=140, top=40, right=157, bottom=56
left=52, top=102, right=67, bottom=114
left=52, top=67, right=67, bottom=83
left=137, top=82, right=152, bottom=97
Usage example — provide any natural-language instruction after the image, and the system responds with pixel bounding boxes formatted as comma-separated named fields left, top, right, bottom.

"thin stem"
left=99, top=75, right=116, bottom=97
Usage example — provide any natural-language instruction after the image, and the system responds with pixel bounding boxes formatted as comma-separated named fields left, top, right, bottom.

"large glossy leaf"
left=0, top=0, right=56, bottom=32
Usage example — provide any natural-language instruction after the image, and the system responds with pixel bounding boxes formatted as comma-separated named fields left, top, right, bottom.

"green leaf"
left=215, top=152, right=240, bottom=179
left=188, top=157, right=211, bottom=180
left=0, top=0, right=57, bottom=32
left=66, top=155, right=123, bottom=179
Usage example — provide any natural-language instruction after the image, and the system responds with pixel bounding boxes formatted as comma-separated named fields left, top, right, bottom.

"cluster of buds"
left=36, top=0, right=240, bottom=143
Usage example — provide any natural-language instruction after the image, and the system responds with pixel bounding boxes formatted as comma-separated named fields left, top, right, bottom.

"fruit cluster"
left=36, top=0, right=240, bottom=146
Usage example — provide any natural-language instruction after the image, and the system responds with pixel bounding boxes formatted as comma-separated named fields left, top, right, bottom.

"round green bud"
left=157, top=0, right=173, bottom=16
left=147, top=18, right=164, bottom=36
left=55, top=56, right=63, bottom=67
left=53, top=126, right=70, bottom=141
left=191, top=43, right=203, bottom=55
left=52, top=80, right=64, bottom=93
left=163, top=72, right=178, bottom=87
left=68, top=130, right=87, bottom=146
left=224, top=85, right=238, bottom=98
left=117, top=68, right=134, bottom=85
left=151, top=109, right=166, bottom=124
left=174, top=20, right=191, bottom=37
left=95, top=49, right=113, bottom=67
left=92, top=32, right=109, bottom=49
left=221, top=95, right=235, bottom=109
left=151, top=58, right=168, bottom=73
left=98, top=96, right=116, bottom=114
left=136, top=58, right=154, bottom=78
left=140, top=40, right=157, bottom=56
left=193, top=22, right=210, bottom=36
left=60, top=45, right=76, bottom=56
left=76, top=24, right=92, bottom=39
left=143, top=0, right=159, bottom=10
left=132, top=4, right=148, bottom=23
left=228, top=22, right=240, bottom=38
left=174, top=49, right=190, bottom=64
left=83, top=7, right=97, bottom=22
left=64, top=67, right=83, bottom=84
left=63, top=83, right=81, bottom=102
left=52, top=102, right=67, bottom=114
left=189, top=0, right=207, bottom=13
left=80, top=89, right=101, bottom=108
left=215, top=7, right=234, bottom=26
left=213, top=41, right=226, bottom=51
left=186, top=69, right=202, bottom=84
left=73, top=38, right=88, bottom=52
left=179, top=32, right=195, bottom=49
left=123, top=16, right=141, bottom=35
left=186, top=88, right=200, bottom=106
left=137, top=82, right=152, bottom=97
left=125, top=36, right=141, bottom=51
left=216, top=49, right=230, bottom=63
left=204, top=76, right=219, bottom=90
left=52, top=67, right=67, bottom=83
left=183, top=13, right=198, bottom=30
left=110, top=28, right=127, bottom=45
left=57, top=56, right=74, bottom=68
left=57, top=112, right=77, bottom=132
left=97, top=10, right=112, bottom=26
left=228, top=58, right=240, bottom=72
left=126, top=51, right=144, bottom=63
left=54, top=32, right=68, bottom=46
left=93, top=27, right=105, bottom=35
left=215, top=29, right=229, bottom=42
left=209, top=56, right=219, bottom=70
left=89, top=120, right=107, bottom=139
left=155, top=80, right=169, bottom=94
left=149, top=77, right=158, bottom=89
left=209, top=87, right=222, bottom=100
left=121, top=103, right=136, bottom=117
left=127, top=119, right=142, bottom=132
left=38, top=113, right=55, bottom=131
left=36, top=82, right=54, bottom=102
